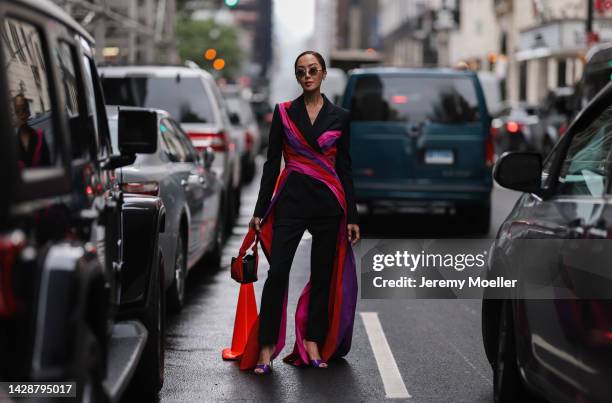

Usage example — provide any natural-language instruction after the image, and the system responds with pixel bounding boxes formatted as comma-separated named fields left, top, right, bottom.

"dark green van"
left=342, top=67, right=494, bottom=233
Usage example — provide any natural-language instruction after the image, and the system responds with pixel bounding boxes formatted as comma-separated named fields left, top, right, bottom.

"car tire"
left=167, top=234, right=187, bottom=313
left=204, top=197, right=225, bottom=268
left=131, top=252, right=165, bottom=396
left=241, top=155, right=255, bottom=184
left=78, top=269, right=110, bottom=403
left=233, top=184, right=242, bottom=218
left=482, top=297, right=502, bottom=366
left=223, top=189, right=235, bottom=237
left=493, top=301, right=540, bottom=403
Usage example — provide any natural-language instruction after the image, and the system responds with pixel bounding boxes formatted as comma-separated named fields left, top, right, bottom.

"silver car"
left=100, top=65, right=241, bottom=238
left=107, top=106, right=224, bottom=313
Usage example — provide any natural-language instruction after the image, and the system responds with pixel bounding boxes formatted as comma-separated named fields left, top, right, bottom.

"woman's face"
left=295, top=54, right=326, bottom=93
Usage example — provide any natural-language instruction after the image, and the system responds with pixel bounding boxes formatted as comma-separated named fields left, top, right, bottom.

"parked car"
left=0, top=1, right=165, bottom=400
left=482, top=78, right=612, bottom=403
left=249, top=89, right=273, bottom=151
left=222, top=85, right=262, bottom=184
left=106, top=106, right=224, bottom=312
left=491, top=102, right=543, bottom=154
left=99, top=65, right=241, bottom=235
left=342, top=67, right=493, bottom=234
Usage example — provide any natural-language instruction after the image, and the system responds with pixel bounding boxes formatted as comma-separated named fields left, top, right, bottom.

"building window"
left=558, top=59, right=567, bottom=87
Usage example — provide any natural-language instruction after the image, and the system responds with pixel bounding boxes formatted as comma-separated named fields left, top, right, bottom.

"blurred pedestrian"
left=241, top=50, right=360, bottom=374
left=14, top=93, right=51, bottom=168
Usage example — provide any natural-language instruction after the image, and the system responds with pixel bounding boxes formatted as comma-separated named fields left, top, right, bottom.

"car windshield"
left=102, top=76, right=216, bottom=124
left=349, top=75, right=481, bottom=124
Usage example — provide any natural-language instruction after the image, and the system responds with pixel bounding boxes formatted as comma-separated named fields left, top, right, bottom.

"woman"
left=241, top=51, right=360, bottom=375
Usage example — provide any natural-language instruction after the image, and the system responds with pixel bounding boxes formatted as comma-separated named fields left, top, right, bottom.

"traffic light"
left=204, top=48, right=217, bottom=60
left=223, top=0, right=239, bottom=7
left=213, top=58, right=226, bottom=70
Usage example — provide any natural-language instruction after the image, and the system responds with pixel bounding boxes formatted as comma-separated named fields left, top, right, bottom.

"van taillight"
left=121, top=181, right=160, bottom=196
left=505, top=121, right=522, bottom=134
left=188, top=131, right=228, bottom=152
left=0, top=231, right=25, bottom=318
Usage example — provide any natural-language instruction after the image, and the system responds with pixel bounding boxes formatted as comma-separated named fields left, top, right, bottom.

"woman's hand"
left=249, top=216, right=262, bottom=232
left=347, top=224, right=360, bottom=246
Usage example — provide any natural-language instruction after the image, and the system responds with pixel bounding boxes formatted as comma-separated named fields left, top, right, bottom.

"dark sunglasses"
left=295, top=66, right=322, bottom=79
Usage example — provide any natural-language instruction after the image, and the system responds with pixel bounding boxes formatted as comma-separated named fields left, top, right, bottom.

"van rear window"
left=348, top=75, right=481, bottom=123
left=101, top=76, right=216, bottom=124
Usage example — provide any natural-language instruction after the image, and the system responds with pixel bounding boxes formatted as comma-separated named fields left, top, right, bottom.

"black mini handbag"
left=230, top=227, right=259, bottom=284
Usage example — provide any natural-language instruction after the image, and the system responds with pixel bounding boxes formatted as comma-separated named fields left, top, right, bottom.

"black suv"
left=0, top=1, right=166, bottom=401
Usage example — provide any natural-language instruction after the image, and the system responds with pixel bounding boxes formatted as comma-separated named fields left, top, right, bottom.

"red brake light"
left=392, top=95, right=408, bottom=104
left=188, top=131, right=228, bottom=152
left=245, top=130, right=254, bottom=151
left=505, top=121, right=521, bottom=134
left=559, top=122, right=567, bottom=137
left=0, top=231, right=25, bottom=318
left=121, top=181, right=160, bottom=196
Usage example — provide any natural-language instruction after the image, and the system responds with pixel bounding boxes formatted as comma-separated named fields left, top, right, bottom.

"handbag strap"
left=237, top=227, right=259, bottom=258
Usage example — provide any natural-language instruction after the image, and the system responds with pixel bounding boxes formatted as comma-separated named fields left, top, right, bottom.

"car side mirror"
left=201, top=146, right=215, bottom=169
left=118, top=107, right=157, bottom=154
left=229, top=112, right=241, bottom=125
left=493, top=152, right=542, bottom=195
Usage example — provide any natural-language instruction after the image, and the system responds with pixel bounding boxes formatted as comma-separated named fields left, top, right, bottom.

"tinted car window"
left=102, top=76, right=216, bottom=124
left=556, top=105, right=612, bottom=196
left=55, top=41, right=90, bottom=160
left=3, top=17, right=59, bottom=174
left=169, top=119, right=198, bottom=163
left=349, top=75, right=480, bottom=123
left=160, top=118, right=189, bottom=162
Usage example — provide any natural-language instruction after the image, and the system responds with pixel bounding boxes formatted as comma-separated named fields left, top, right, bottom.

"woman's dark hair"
left=294, top=50, right=327, bottom=73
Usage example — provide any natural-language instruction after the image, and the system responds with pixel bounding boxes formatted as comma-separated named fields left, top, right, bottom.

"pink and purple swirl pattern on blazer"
left=237, top=101, right=358, bottom=369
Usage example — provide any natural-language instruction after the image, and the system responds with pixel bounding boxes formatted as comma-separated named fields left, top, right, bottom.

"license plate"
left=424, top=149, right=454, bottom=164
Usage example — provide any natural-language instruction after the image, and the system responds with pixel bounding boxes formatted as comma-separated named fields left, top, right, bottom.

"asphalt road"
left=158, top=158, right=522, bottom=403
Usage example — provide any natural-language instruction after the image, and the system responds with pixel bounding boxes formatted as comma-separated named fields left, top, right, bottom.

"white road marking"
left=360, top=312, right=411, bottom=399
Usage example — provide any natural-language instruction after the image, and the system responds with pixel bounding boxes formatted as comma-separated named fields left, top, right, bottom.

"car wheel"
left=241, top=156, right=255, bottom=184
left=167, top=234, right=187, bottom=313
left=224, top=187, right=236, bottom=236
left=131, top=252, right=165, bottom=396
left=233, top=184, right=242, bottom=218
left=482, top=297, right=502, bottom=366
left=204, top=198, right=225, bottom=268
left=493, top=301, right=538, bottom=403
left=78, top=270, right=110, bottom=403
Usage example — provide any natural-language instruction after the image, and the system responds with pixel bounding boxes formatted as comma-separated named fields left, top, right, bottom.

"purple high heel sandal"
left=254, top=360, right=273, bottom=375
left=309, top=359, right=328, bottom=369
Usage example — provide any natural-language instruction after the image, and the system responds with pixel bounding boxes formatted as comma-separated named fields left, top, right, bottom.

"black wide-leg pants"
left=258, top=214, right=341, bottom=345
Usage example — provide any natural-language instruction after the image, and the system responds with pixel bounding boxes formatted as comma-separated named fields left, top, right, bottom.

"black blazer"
left=253, top=93, right=359, bottom=224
